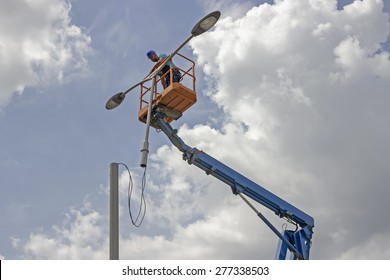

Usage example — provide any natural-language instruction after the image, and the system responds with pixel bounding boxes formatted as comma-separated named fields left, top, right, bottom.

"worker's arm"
left=149, top=58, right=168, bottom=73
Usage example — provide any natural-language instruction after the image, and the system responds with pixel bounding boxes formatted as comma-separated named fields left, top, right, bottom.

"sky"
left=0, top=0, right=389, bottom=260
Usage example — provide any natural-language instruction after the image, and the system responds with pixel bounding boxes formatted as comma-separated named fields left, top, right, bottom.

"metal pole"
left=109, top=162, right=119, bottom=260
left=140, top=76, right=156, bottom=167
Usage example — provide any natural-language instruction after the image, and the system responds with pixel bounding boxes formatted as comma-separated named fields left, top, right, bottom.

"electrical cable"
left=118, top=163, right=147, bottom=227
left=282, top=216, right=299, bottom=232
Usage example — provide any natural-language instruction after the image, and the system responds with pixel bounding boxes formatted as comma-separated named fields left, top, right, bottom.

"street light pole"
left=140, top=76, right=157, bottom=167
left=109, top=162, right=119, bottom=260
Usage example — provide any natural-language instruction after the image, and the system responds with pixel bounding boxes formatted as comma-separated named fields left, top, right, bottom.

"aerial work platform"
left=138, top=53, right=196, bottom=125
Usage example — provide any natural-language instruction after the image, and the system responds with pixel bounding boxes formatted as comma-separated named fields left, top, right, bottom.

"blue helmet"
left=146, top=50, right=156, bottom=58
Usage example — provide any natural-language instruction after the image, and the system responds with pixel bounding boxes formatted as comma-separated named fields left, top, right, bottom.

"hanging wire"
left=119, top=163, right=147, bottom=227
left=282, top=216, right=299, bottom=232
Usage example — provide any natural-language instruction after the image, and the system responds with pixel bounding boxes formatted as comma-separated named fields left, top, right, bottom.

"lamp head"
left=105, top=92, right=126, bottom=110
left=191, top=11, right=221, bottom=36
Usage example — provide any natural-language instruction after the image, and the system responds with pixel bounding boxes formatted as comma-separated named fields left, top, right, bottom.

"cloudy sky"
left=1, top=0, right=389, bottom=260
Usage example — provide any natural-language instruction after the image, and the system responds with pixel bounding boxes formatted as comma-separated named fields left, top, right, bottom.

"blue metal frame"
left=153, top=110, right=314, bottom=259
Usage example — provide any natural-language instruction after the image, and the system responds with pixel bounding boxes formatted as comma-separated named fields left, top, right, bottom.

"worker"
left=146, top=50, right=181, bottom=89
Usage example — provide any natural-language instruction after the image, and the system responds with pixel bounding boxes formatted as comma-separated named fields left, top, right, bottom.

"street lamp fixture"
left=105, top=11, right=221, bottom=111
left=105, top=92, right=125, bottom=110
left=191, top=11, right=221, bottom=36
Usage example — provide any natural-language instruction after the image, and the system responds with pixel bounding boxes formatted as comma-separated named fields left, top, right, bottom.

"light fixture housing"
left=191, top=11, right=221, bottom=36
left=105, top=92, right=125, bottom=110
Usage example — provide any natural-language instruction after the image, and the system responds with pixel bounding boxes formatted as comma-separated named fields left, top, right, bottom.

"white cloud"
left=339, top=232, right=390, bottom=259
left=12, top=198, right=107, bottom=260
left=188, top=0, right=390, bottom=259
left=0, top=0, right=91, bottom=107
left=12, top=0, right=390, bottom=259
left=196, top=0, right=260, bottom=19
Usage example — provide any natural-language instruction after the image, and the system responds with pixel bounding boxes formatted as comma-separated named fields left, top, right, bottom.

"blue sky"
left=1, top=0, right=390, bottom=259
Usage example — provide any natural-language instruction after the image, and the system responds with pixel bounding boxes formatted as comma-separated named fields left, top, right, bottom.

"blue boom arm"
left=153, top=110, right=314, bottom=259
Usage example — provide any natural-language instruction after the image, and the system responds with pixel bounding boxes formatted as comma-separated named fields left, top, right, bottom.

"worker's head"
left=146, top=50, right=159, bottom=62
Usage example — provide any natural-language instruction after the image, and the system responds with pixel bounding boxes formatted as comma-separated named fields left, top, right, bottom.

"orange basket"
left=138, top=53, right=196, bottom=124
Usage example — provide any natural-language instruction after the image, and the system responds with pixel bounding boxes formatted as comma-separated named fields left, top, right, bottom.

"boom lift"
left=136, top=54, right=315, bottom=260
